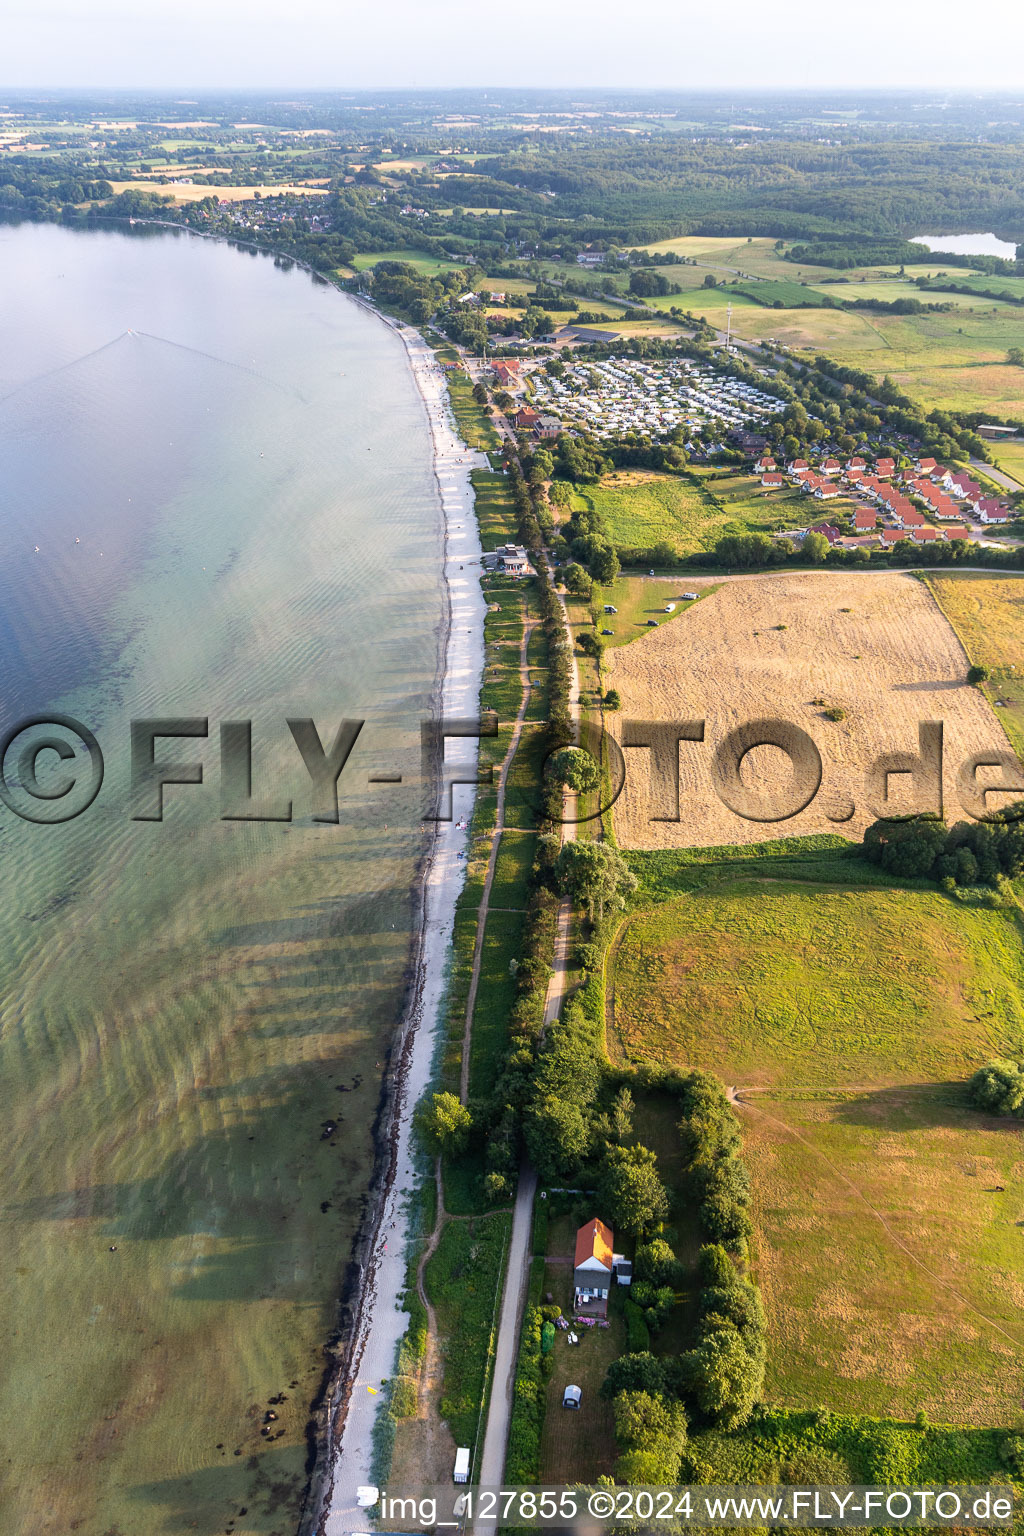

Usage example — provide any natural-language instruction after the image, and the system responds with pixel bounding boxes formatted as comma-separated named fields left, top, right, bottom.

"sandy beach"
left=317, top=317, right=489, bottom=1534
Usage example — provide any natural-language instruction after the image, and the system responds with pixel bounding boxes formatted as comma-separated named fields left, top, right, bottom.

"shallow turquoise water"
left=0, top=220, right=445, bottom=1532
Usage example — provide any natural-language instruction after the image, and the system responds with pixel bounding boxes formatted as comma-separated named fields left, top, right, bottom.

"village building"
left=573, top=1218, right=614, bottom=1317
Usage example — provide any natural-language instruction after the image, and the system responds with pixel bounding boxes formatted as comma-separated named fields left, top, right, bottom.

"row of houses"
left=760, top=451, right=1015, bottom=532
left=809, top=520, right=970, bottom=548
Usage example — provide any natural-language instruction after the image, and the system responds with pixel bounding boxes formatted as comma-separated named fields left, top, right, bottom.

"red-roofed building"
left=978, top=501, right=1011, bottom=524
left=761, top=473, right=785, bottom=488
left=821, top=458, right=841, bottom=475
left=918, top=457, right=937, bottom=474
left=912, top=527, right=940, bottom=543
left=755, top=456, right=777, bottom=473
left=808, top=522, right=841, bottom=544
left=789, top=458, right=809, bottom=475
left=846, top=456, right=866, bottom=471
left=893, top=508, right=926, bottom=528
left=814, top=480, right=841, bottom=500
left=876, top=457, right=896, bottom=478
left=945, top=527, right=970, bottom=540
left=574, top=1218, right=615, bottom=1317
left=853, top=509, right=878, bottom=530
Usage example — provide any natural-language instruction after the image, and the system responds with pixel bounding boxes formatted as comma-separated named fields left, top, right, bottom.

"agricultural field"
left=926, top=573, right=1024, bottom=758
left=710, top=299, right=1024, bottom=417
left=609, top=841, right=1024, bottom=1426
left=604, top=570, right=1011, bottom=849
left=622, top=234, right=1024, bottom=416
left=743, top=1090, right=1024, bottom=1423
left=105, top=180, right=330, bottom=202
left=608, top=877, right=1024, bottom=1088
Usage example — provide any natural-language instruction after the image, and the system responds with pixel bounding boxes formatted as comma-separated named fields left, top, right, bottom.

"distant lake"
left=0, top=219, right=444, bottom=1532
left=911, top=232, right=1020, bottom=261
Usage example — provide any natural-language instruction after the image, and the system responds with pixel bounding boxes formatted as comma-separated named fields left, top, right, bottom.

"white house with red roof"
left=977, top=500, right=1011, bottom=524
left=876, top=457, right=896, bottom=478
left=574, top=1218, right=615, bottom=1317
left=761, top=473, right=785, bottom=488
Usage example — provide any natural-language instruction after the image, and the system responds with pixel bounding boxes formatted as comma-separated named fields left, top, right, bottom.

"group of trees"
left=551, top=486, right=621, bottom=588
left=595, top=1070, right=765, bottom=1461
left=862, top=808, right=1024, bottom=891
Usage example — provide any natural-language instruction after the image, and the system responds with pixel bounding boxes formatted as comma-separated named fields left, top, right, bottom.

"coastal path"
left=460, top=617, right=539, bottom=1103
left=473, top=585, right=581, bottom=1524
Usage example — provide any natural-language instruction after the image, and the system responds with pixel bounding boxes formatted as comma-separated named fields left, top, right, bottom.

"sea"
left=0, top=219, right=445, bottom=1533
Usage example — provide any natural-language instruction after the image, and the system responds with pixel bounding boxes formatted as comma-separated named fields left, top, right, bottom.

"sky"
left=5, top=0, right=1024, bottom=92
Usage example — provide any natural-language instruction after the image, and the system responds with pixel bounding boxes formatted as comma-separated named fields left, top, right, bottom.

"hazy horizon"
left=5, top=0, right=1024, bottom=94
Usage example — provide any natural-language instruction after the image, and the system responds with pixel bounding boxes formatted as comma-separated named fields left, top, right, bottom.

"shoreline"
left=314, top=307, right=489, bottom=1535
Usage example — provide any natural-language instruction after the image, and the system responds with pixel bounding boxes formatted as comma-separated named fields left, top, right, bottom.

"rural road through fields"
left=970, top=457, right=1022, bottom=494
left=473, top=588, right=581, bottom=1529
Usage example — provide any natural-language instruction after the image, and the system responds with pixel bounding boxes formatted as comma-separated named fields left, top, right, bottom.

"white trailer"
left=454, top=1447, right=471, bottom=1484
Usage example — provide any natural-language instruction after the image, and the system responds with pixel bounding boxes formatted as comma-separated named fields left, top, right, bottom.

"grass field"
left=993, top=441, right=1024, bottom=487
left=574, top=469, right=815, bottom=560
left=426, top=1212, right=511, bottom=1447
left=743, top=1090, right=1024, bottom=1423
left=352, top=250, right=463, bottom=275
left=567, top=575, right=712, bottom=651
left=610, top=842, right=1024, bottom=1426
left=609, top=877, right=1024, bottom=1088
left=926, top=573, right=1024, bottom=758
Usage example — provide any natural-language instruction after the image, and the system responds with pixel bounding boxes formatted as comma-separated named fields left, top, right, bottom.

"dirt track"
left=605, top=570, right=1017, bottom=848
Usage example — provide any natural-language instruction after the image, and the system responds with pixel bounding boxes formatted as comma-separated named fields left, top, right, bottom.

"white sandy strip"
left=320, top=319, right=488, bottom=1535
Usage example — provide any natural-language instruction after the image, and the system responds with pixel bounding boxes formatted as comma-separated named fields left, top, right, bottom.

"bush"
left=505, top=1305, right=546, bottom=1482
left=967, top=1058, right=1024, bottom=1117
left=623, top=1297, right=652, bottom=1352
left=968, top=664, right=990, bottom=684
left=389, top=1377, right=418, bottom=1418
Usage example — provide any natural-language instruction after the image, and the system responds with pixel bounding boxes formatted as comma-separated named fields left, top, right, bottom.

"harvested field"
left=604, top=571, right=1013, bottom=849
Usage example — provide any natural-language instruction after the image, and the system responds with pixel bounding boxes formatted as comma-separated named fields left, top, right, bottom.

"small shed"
left=563, top=1384, right=582, bottom=1410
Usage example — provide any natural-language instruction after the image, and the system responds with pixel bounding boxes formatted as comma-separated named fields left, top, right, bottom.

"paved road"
left=970, top=456, right=1022, bottom=494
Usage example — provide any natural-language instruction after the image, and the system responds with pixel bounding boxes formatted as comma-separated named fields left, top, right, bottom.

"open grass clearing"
left=926, top=573, right=1024, bottom=758
left=352, top=250, right=465, bottom=275
left=609, top=875, right=1024, bottom=1089
left=992, top=441, right=1024, bottom=488
left=566, top=574, right=712, bottom=651
left=742, top=1089, right=1024, bottom=1424
left=604, top=569, right=1012, bottom=849
left=426, top=1212, right=511, bottom=1447
left=538, top=1258, right=623, bottom=1482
